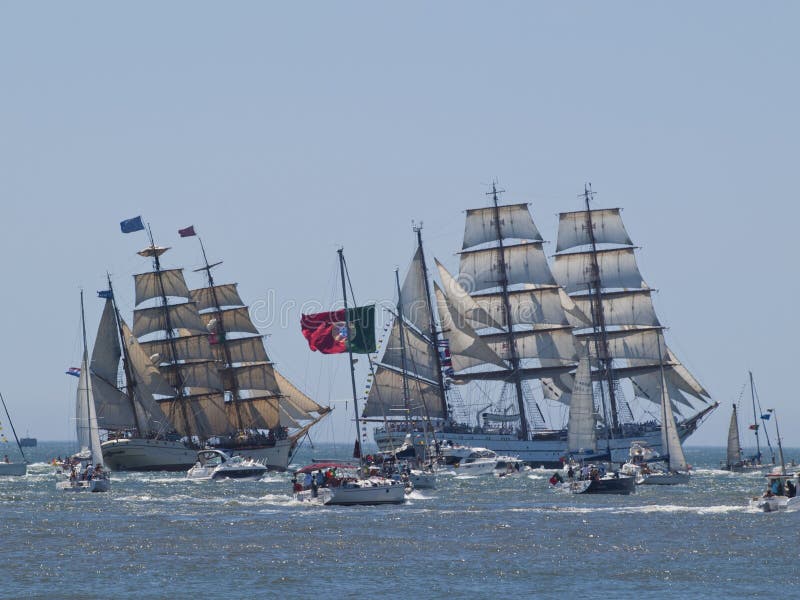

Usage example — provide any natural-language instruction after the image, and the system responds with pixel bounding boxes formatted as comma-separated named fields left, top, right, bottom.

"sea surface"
left=1, top=442, right=798, bottom=599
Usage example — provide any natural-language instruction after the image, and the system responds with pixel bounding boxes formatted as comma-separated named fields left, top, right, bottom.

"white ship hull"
left=296, top=481, right=407, bottom=506
left=101, top=438, right=197, bottom=472
left=57, top=478, right=110, bottom=493
left=376, top=427, right=694, bottom=468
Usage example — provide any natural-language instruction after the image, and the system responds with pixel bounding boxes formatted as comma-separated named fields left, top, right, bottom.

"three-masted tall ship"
left=373, top=185, right=717, bottom=466
left=98, top=234, right=331, bottom=471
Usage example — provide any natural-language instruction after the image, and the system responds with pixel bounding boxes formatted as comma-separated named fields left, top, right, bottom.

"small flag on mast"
left=178, top=225, right=196, bottom=238
left=97, top=290, right=113, bottom=299
left=65, top=367, right=81, bottom=377
left=120, top=216, right=145, bottom=234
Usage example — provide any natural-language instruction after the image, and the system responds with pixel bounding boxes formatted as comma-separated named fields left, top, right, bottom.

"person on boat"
left=291, top=474, right=302, bottom=493
left=786, top=480, right=796, bottom=498
left=311, top=472, right=319, bottom=498
left=85, top=463, right=94, bottom=481
left=771, top=479, right=782, bottom=496
left=303, top=471, right=312, bottom=489
left=567, top=465, right=575, bottom=480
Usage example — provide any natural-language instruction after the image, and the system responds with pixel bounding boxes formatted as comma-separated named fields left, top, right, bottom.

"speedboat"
left=293, top=462, right=407, bottom=506
left=452, top=448, right=499, bottom=476
left=554, top=463, right=635, bottom=495
left=186, top=449, right=268, bottom=481
left=495, top=455, right=525, bottom=477
left=750, top=471, right=800, bottom=512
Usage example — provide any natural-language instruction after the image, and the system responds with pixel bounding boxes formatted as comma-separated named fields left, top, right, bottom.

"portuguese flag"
left=300, top=305, right=376, bottom=354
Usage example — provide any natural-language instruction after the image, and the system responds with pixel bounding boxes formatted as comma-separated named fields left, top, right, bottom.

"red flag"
left=178, top=225, right=196, bottom=237
left=300, top=309, right=348, bottom=354
left=749, top=424, right=759, bottom=431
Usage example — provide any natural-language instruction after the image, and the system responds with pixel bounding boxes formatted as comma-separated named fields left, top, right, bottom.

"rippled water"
left=1, top=443, right=797, bottom=599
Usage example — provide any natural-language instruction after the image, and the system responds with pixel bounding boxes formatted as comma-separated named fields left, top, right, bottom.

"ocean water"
left=1, top=443, right=798, bottom=599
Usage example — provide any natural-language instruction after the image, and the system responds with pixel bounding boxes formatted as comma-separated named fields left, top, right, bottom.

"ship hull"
left=215, top=439, right=295, bottom=472
left=376, top=424, right=698, bottom=469
left=101, top=438, right=197, bottom=472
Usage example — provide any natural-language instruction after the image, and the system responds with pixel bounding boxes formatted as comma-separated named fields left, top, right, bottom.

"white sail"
left=159, top=393, right=230, bottom=438
left=399, top=246, right=433, bottom=336
left=209, top=336, right=270, bottom=364
left=556, top=208, right=633, bottom=252
left=665, top=348, right=711, bottom=399
left=133, top=303, right=207, bottom=338
left=660, top=366, right=688, bottom=472
left=190, top=283, right=245, bottom=311
left=134, top=269, right=190, bottom=306
left=379, top=318, right=439, bottom=382
left=435, top=258, right=502, bottom=330
left=459, top=242, right=556, bottom=292
left=201, top=306, right=260, bottom=335
left=473, top=287, right=570, bottom=329
left=630, top=371, right=695, bottom=412
left=567, top=357, right=595, bottom=452
left=481, top=327, right=577, bottom=365
left=559, top=288, right=592, bottom=328
left=364, top=365, right=444, bottom=419
left=727, top=406, right=742, bottom=467
left=571, top=289, right=660, bottom=328
left=140, top=334, right=217, bottom=364
left=462, top=203, right=543, bottom=249
left=577, top=327, right=664, bottom=363
left=434, top=283, right=508, bottom=371
left=120, top=320, right=173, bottom=426
left=230, top=395, right=280, bottom=430
left=552, top=247, right=646, bottom=294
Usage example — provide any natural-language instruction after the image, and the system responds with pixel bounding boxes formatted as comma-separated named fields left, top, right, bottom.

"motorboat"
left=750, top=471, right=800, bottom=512
left=186, top=449, right=268, bottom=481
left=452, top=448, right=499, bottom=476
left=495, top=455, right=525, bottom=477
left=554, top=462, right=635, bottom=495
left=621, top=442, right=690, bottom=485
left=292, top=463, right=407, bottom=506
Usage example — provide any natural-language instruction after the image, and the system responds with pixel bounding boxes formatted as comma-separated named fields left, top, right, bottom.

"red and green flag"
left=301, top=306, right=376, bottom=354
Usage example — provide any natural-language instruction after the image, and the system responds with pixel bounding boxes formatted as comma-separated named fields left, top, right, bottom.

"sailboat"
left=557, top=356, right=635, bottom=494
left=362, top=227, right=447, bottom=489
left=750, top=409, right=799, bottom=512
left=294, top=249, right=406, bottom=506
left=100, top=226, right=331, bottom=471
left=722, top=373, right=769, bottom=471
left=0, top=392, right=28, bottom=476
left=373, top=184, right=718, bottom=467
left=58, top=291, right=110, bottom=492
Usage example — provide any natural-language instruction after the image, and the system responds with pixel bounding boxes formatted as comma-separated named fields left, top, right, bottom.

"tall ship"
left=373, top=185, right=717, bottom=466
left=99, top=227, right=330, bottom=471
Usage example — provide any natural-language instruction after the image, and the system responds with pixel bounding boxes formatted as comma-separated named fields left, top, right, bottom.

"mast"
left=581, top=184, right=620, bottom=435
left=145, top=226, right=194, bottom=441
left=772, top=409, right=786, bottom=475
left=194, top=235, right=246, bottom=432
left=416, top=225, right=449, bottom=420
left=749, top=371, right=762, bottom=463
left=80, top=290, right=91, bottom=445
left=488, top=182, right=529, bottom=440
left=394, top=268, right=413, bottom=429
left=338, top=249, right=363, bottom=466
left=0, top=392, right=26, bottom=463
left=107, top=275, right=147, bottom=436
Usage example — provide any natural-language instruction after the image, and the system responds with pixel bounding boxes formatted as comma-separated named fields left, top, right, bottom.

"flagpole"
left=338, top=248, right=363, bottom=467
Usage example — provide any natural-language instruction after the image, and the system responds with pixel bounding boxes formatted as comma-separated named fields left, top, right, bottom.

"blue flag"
left=120, top=216, right=144, bottom=234
left=97, top=290, right=113, bottom=299
left=761, top=413, right=771, bottom=420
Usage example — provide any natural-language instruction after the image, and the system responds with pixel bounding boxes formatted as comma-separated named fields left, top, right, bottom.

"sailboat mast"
left=107, top=275, right=147, bottom=436
left=749, top=371, right=762, bottom=462
left=772, top=409, right=786, bottom=475
left=415, top=225, right=449, bottom=420
left=146, top=226, right=194, bottom=441
left=394, top=268, right=413, bottom=429
left=195, top=236, right=246, bottom=432
left=488, top=182, right=529, bottom=440
left=338, top=249, right=363, bottom=465
left=0, top=392, right=26, bottom=463
left=581, top=184, right=620, bottom=435
left=79, top=290, right=92, bottom=445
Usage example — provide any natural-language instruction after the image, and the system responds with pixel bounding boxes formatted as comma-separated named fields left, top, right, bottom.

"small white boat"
left=0, top=462, right=26, bottom=477
left=0, top=392, right=28, bottom=477
left=408, top=468, right=436, bottom=489
left=293, top=463, right=407, bottom=506
left=495, top=456, right=525, bottom=477
left=186, top=449, right=268, bottom=481
left=452, top=448, right=498, bottom=476
left=622, top=442, right=690, bottom=485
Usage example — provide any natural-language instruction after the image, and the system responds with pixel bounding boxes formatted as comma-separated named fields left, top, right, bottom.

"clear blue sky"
left=1, top=2, right=797, bottom=447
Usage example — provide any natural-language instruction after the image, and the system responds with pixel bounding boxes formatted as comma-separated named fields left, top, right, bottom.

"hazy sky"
left=1, top=2, right=797, bottom=449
